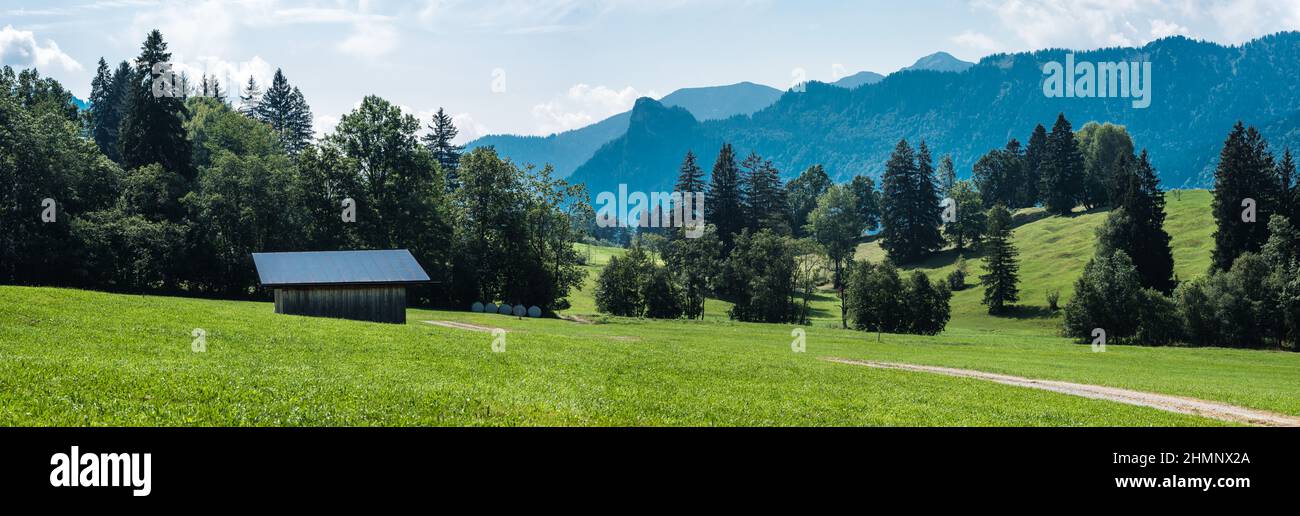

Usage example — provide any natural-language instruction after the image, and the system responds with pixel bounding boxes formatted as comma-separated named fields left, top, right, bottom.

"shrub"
left=594, top=246, right=651, bottom=317
left=845, top=261, right=951, bottom=335
left=1063, top=251, right=1144, bottom=342
left=946, top=256, right=967, bottom=291
left=642, top=267, right=684, bottom=319
left=1046, top=288, right=1060, bottom=311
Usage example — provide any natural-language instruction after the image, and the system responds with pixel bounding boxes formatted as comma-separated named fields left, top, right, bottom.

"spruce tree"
left=1040, top=113, right=1084, bottom=215
left=255, top=69, right=313, bottom=154
left=670, top=151, right=706, bottom=241
left=100, top=61, right=133, bottom=164
left=118, top=30, right=192, bottom=178
left=1211, top=122, right=1280, bottom=271
left=87, top=58, right=116, bottom=159
left=1023, top=123, right=1048, bottom=207
left=937, top=154, right=956, bottom=194
left=674, top=150, right=705, bottom=194
left=238, top=76, right=261, bottom=117
left=741, top=151, right=787, bottom=233
left=1106, top=150, right=1176, bottom=293
left=880, top=139, right=918, bottom=262
left=422, top=108, right=463, bottom=189
left=880, top=139, right=943, bottom=263
left=706, top=143, right=745, bottom=250
left=980, top=204, right=1020, bottom=314
left=1278, top=148, right=1296, bottom=224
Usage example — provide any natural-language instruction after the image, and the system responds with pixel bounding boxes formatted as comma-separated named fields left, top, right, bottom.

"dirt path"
left=822, top=357, right=1300, bottom=427
left=422, top=321, right=502, bottom=333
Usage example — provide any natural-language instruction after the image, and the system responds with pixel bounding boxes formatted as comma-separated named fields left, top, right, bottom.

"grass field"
left=3, top=190, right=1296, bottom=427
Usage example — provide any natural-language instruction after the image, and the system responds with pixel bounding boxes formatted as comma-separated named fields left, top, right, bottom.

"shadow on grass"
left=992, top=305, right=1060, bottom=320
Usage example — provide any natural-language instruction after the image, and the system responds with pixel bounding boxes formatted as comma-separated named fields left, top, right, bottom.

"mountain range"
left=464, top=82, right=782, bottom=177
left=465, top=52, right=976, bottom=178
left=565, top=32, right=1300, bottom=198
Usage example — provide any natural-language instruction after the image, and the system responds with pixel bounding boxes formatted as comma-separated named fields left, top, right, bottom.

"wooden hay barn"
left=252, top=249, right=430, bottom=324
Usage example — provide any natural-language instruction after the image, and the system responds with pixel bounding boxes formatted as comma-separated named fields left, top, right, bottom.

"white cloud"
left=951, top=30, right=1003, bottom=53
left=337, top=21, right=399, bottom=58
left=0, top=25, right=82, bottom=72
left=1149, top=19, right=1190, bottom=39
left=129, top=0, right=240, bottom=57
left=969, top=0, right=1300, bottom=51
left=313, top=113, right=339, bottom=138
left=417, top=0, right=613, bottom=34
left=530, top=83, right=650, bottom=135
left=451, top=112, right=489, bottom=143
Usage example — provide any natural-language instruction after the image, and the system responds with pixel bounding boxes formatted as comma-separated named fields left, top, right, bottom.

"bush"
left=1174, top=252, right=1286, bottom=348
left=1046, top=288, right=1060, bottom=311
left=946, top=257, right=967, bottom=291
left=594, top=247, right=651, bottom=317
left=642, top=267, right=684, bottom=319
left=845, top=261, right=951, bottom=335
left=1063, top=251, right=1144, bottom=342
left=906, top=271, right=953, bottom=335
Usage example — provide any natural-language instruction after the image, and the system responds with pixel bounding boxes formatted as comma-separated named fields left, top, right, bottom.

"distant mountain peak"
left=901, top=51, right=975, bottom=73
left=832, top=70, right=885, bottom=89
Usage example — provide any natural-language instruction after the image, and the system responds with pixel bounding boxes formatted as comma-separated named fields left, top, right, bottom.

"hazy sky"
left=3, top=0, right=1299, bottom=142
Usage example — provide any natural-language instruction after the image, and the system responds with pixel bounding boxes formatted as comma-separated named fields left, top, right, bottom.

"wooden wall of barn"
left=274, top=286, right=408, bottom=324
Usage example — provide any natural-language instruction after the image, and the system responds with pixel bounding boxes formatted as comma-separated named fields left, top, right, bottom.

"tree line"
left=591, top=112, right=1299, bottom=351
left=0, top=30, right=586, bottom=314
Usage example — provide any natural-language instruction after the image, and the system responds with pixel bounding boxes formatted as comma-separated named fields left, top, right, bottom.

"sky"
left=3, top=0, right=1300, bottom=143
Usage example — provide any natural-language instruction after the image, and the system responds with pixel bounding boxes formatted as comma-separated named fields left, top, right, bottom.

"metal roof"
left=252, top=249, right=431, bottom=287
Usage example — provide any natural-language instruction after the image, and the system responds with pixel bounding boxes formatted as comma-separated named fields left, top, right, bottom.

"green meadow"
left=3, top=190, right=1297, bottom=426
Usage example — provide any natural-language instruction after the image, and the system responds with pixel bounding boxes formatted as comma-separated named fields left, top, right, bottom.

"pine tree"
left=87, top=58, right=115, bottom=157
left=880, top=139, right=943, bottom=263
left=1106, top=150, right=1175, bottom=293
left=118, top=30, right=192, bottom=178
left=422, top=108, right=463, bottom=190
left=254, top=69, right=313, bottom=154
left=200, top=74, right=226, bottom=103
left=674, top=150, right=705, bottom=194
left=741, top=151, right=787, bottom=233
left=284, top=86, right=313, bottom=153
left=706, top=143, right=745, bottom=249
left=238, top=76, right=261, bottom=117
left=1278, top=148, right=1296, bottom=224
left=1211, top=122, right=1280, bottom=271
left=1023, top=123, right=1048, bottom=207
left=937, top=154, right=956, bottom=194
left=1040, top=113, right=1085, bottom=215
left=980, top=204, right=1020, bottom=314
left=669, top=151, right=706, bottom=241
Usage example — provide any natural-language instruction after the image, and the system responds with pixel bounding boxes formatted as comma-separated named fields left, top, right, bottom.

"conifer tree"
left=238, top=76, right=261, bottom=117
left=741, top=151, right=787, bottom=233
left=980, top=204, right=1020, bottom=314
left=1278, top=148, right=1296, bottom=224
left=1103, top=150, right=1175, bottom=292
left=1039, top=113, right=1084, bottom=215
left=118, top=30, right=192, bottom=178
left=671, top=150, right=706, bottom=240
left=1022, top=123, right=1048, bottom=207
left=880, top=139, right=943, bottom=263
left=255, top=69, right=313, bottom=154
left=937, top=154, right=956, bottom=194
left=87, top=58, right=116, bottom=158
left=706, top=143, right=745, bottom=249
left=422, top=108, right=463, bottom=189
left=1211, top=122, right=1280, bottom=271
